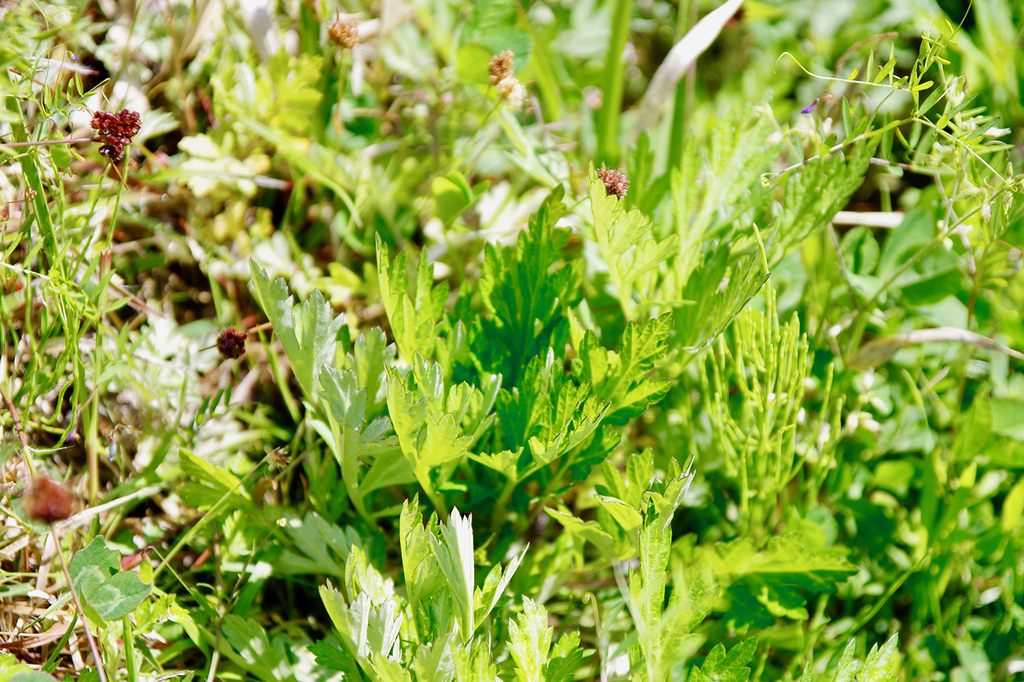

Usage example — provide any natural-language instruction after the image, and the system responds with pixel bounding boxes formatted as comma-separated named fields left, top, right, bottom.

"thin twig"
left=0, top=382, right=34, bottom=485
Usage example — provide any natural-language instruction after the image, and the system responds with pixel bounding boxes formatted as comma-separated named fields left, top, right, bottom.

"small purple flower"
left=801, top=98, right=820, bottom=114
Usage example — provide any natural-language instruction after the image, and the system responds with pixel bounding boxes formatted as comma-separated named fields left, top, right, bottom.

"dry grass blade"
left=628, top=0, right=744, bottom=143
left=849, top=327, right=1024, bottom=369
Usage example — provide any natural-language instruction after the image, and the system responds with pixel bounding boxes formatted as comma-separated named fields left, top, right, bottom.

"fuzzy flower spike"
left=488, top=51, right=515, bottom=85
left=488, top=50, right=526, bottom=110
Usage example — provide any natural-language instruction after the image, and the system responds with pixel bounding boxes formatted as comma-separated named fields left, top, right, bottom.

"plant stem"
left=0, top=137, right=94, bottom=149
left=596, top=0, right=634, bottom=166
left=51, top=527, right=108, bottom=682
left=489, top=476, right=518, bottom=536
left=123, top=615, right=138, bottom=682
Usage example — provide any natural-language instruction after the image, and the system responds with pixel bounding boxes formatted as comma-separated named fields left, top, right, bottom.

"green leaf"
left=508, top=597, right=551, bottom=682
left=1001, top=478, right=1024, bottom=533
left=690, top=638, right=757, bottom=682
left=69, top=536, right=120, bottom=599
left=414, top=635, right=457, bottom=682
left=574, top=313, right=673, bottom=425
left=400, top=498, right=447, bottom=631
left=473, top=548, right=524, bottom=626
left=313, top=365, right=402, bottom=521
left=546, top=508, right=619, bottom=559
left=350, top=327, right=395, bottom=417
left=49, top=141, right=71, bottom=170
left=69, top=537, right=151, bottom=621
left=628, top=509, right=674, bottom=682
left=476, top=186, right=581, bottom=385
left=10, top=673, right=58, bottom=682
left=377, top=237, right=447, bottom=362
left=590, top=167, right=680, bottom=319
left=429, top=509, right=477, bottom=640
left=872, top=460, right=916, bottom=496
left=674, top=245, right=768, bottom=355
left=458, top=0, right=531, bottom=70
left=277, top=513, right=357, bottom=578
left=768, top=139, right=876, bottom=264
left=433, top=171, right=476, bottom=226
left=673, top=105, right=780, bottom=252
left=595, top=495, right=643, bottom=535
left=713, top=535, right=856, bottom=628
left=221, top=614, right=285, bottom=682
left=546, top=631, right=587, bottom=682
left=249, top=259, right=345, bottom=403
left=309, top=636, right=362, bottom=678
left=387, top=364, right=473, bottom=514
left=88, top=572, right=153, bottom=621
left=830, top=635, right=900, bottom=682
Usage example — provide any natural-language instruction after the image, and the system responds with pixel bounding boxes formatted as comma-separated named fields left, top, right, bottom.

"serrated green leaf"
left=430, top=509, right=477, bottom=640
left=690, top=638, right=757, bottom=682
left=546, top=508, right=618, bottom=559
left=629, top=508, right=674, bottom=682
left=595, top=495, right=643, bottom=534
left=414, top=635, right=456, bottom=682
left=546, top=630, right=587, bottom=682
left=508, top=598, right=551, bottom=682
left=674, top=245, right=768, bottom=355
left=222, top=614, right=285, bottom=682
left=476, top=186, right=581, bottom=385
left=590, top=168, right=680, bottom=319
left=767, top=140, right=875, bottom=264
left=249, top=260, right=345, bottom=403
left=576, top=313, right=673, bottom=425
left=376, top=237, right=447, bottom=362
left=277, top=513, right=356, bottom=578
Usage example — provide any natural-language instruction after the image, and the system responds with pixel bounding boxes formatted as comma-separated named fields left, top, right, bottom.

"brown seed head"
left=267, top=448, right=290, bottom=471
left=24, top=476, right=74, bottom=524
left=217, top=327, right=246, bottom=359
left=488, top=50, right=515, bottom=86
left=91, top=109, right=141, bottom=163
left=597, top=168, right=629, bottom=199
left=328, top=19, right=359, bottom=49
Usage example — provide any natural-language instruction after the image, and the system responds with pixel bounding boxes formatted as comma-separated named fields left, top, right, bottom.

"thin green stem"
left=123, top=614, right=139, bottom=682
left=596, top=0, right=634, bottom=166
left=489, top=476, right=518, bottom=536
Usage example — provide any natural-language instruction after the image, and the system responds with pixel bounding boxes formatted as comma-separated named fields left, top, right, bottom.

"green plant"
left=3, top=1, right=1024, bottom=681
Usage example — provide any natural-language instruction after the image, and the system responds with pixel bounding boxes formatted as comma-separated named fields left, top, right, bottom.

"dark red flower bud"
left=24, top=476, right=74, bottom=524
left=596, top=168, right=629, bottom=199
left=91, top=109, right=141, bottom=163
left=217, top=327, right=246, bottom=359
